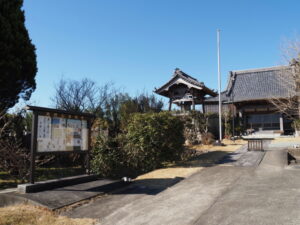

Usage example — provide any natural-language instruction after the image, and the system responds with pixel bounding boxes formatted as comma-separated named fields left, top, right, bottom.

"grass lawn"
left=0, top=204, right=96, bottom=225
left=0, top=167, right=85, bottom=190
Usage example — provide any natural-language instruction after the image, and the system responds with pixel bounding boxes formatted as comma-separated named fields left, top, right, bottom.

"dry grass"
left=135, top=167, right=202, bottom=180
left=134, top=167, right=202, bottom=188
left=0, top=204, right=96, bottom=225
left=190, top=139, right=247, bottom=152
left=271, top=136, right=300, bottom=143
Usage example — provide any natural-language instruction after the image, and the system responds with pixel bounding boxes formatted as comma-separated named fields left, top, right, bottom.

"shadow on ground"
left=179, top=149, right=239, bottom=168
left=114, top=177, right=184, bottom=195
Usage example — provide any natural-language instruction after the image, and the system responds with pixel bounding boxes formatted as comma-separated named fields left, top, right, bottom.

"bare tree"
left=269, top=38, right=300, bottom=120
left=52, top=78, right=96, bottom=112
left=52, top=78, right=115, bottom=115
left=0, top=109, right=31, bottom=182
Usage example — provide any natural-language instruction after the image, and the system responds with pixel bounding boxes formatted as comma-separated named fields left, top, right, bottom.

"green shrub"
left=91, top=112, right=185, bottom=178
left=91, top=134, right=125, bottom=177
left=124, top=112, right=184, bottom=173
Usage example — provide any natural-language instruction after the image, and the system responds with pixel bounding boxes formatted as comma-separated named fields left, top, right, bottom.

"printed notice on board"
left=37, top=115, right=88, bottom=152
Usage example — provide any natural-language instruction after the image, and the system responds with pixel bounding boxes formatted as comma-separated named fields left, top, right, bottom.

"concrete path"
left=63, top=146, right=262, bottom=224
left=195, top=149, right=300, bottom=225
left=63, top=146, right=300, bottom=225
left=66, top=166, right=250, bottom=225
left=219, top=144, right=265, bottom=167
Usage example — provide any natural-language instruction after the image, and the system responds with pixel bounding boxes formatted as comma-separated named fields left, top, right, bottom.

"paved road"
left=194, top=149, right=300, bottom=225
left=64, top=146, right=300, bottom=225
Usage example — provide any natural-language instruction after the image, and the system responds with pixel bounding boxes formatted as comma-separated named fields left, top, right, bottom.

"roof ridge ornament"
left=173, top=68, right=181, bottom=76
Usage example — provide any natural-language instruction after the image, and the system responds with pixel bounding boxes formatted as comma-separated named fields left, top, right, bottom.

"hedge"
left=91, top=112, right=185, bottom=177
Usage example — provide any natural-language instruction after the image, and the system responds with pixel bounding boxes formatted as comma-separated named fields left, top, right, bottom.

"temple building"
left=154, top=68, right=217, bottom=111
left=155, top=65, right=297, bottom=135
left=204, top=66, right=296, bottom=134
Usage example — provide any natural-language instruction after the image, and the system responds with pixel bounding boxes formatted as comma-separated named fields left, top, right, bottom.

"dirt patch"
left=0, top=204, right=96, bottom=225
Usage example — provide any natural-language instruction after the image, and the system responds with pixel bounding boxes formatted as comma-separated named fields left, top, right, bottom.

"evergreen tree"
left=0, top=0, right=37, bottom=111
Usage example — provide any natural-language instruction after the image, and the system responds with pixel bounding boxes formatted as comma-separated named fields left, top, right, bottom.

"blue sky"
left=22, top=0, right=300, bottom=108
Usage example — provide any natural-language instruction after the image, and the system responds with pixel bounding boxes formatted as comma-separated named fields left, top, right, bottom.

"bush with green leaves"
left=91, top=112, right=185, bottom=178
left=124, top=112, right=184, bottom=173
left=91, top=134, right=126, bottom=178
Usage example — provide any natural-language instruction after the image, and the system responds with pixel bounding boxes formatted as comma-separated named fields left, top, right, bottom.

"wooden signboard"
left=27, top=105, right=95, bottom=183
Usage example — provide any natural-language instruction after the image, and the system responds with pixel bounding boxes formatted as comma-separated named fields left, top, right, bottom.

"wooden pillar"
left=202, top=103, right=206, bottom=113
left=86, top=119, right=91, bottom=174
left=168, top=98, right=172, bottom=111
left=192, top=99, right=195, bottom=111
left=30, top=111, right=38, bottom=184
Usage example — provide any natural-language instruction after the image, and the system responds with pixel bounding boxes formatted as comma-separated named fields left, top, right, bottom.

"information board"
left=37, top=115, right=89, bottom=152
left=27, top=105, right=94, bottom=183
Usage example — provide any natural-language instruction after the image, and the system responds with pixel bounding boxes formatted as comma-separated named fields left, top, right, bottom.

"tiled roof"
left=174, top=69, right=206, bottom=88
left=205, top=66, right=295, bottom=103
left=155, top=68, right=217, bottom=97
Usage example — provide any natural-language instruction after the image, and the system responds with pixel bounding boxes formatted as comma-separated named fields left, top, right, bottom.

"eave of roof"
left=154, top=68, right=217, bottom=97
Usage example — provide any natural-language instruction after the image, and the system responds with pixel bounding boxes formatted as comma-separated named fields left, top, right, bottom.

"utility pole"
left=217, top=29, right=222, bottom=142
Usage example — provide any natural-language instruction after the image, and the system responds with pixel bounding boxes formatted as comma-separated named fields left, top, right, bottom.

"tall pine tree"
left=0, top=0, right=37, bottom=111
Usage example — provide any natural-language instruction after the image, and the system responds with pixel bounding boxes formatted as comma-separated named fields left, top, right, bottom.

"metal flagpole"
left=217, top=29, right=222, bottom=142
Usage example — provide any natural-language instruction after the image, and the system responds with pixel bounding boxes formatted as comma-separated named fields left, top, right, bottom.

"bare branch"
left=268, top=37, right=300, bottom=122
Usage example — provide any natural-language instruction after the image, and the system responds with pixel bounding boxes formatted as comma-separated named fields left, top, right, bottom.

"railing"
left=247, top=139, right=264, bottom=151
left=244, top=138, right=274, bottom=151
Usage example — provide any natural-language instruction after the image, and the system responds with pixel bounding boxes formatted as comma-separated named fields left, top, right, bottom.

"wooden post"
left=168, top=98, right=172, bottom=111
left=86, top=119, right=91, bottom=175
left=29, top=111, right=38, bottom=184
left=192, top=99, right=195, bottom=111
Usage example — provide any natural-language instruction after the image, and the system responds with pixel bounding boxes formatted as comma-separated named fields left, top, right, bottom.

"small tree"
left=0, top=0, right=37, bottom=111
